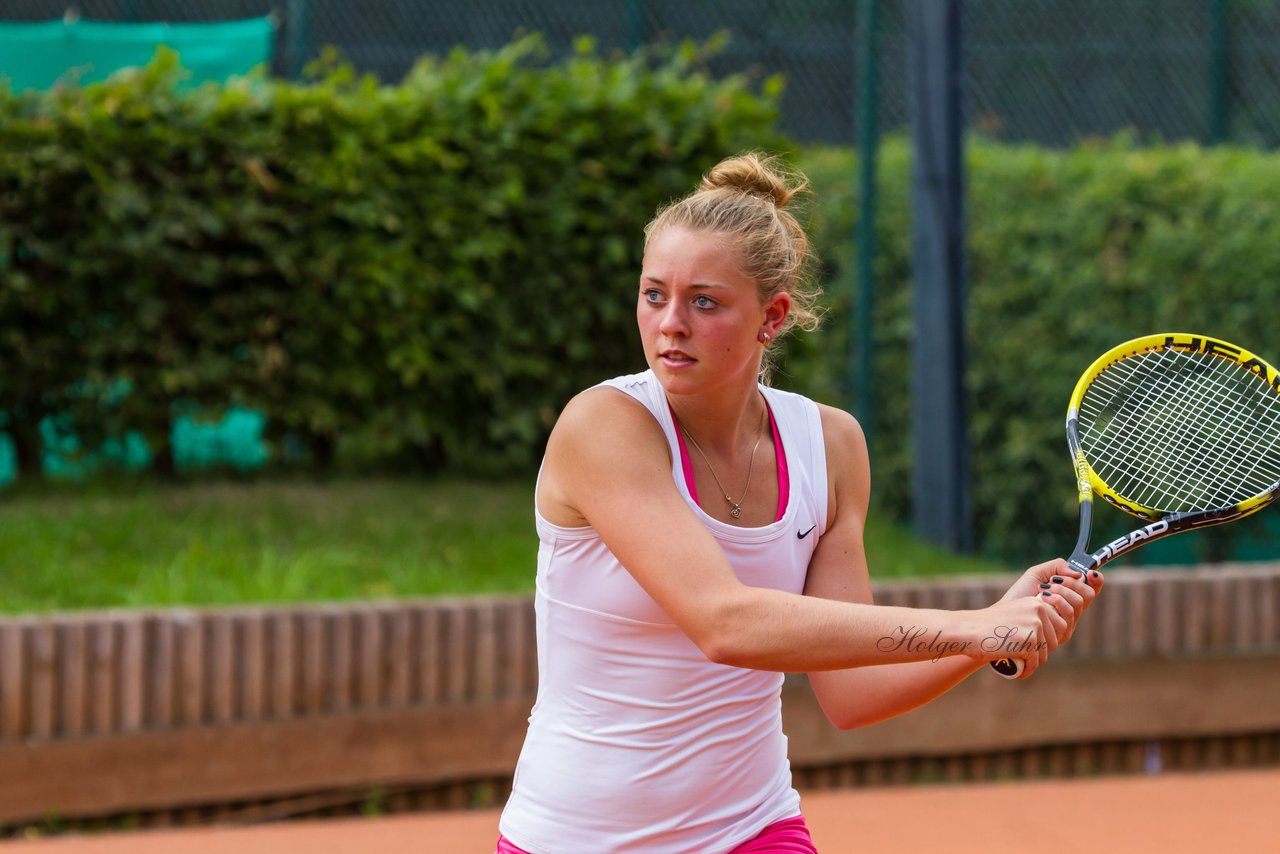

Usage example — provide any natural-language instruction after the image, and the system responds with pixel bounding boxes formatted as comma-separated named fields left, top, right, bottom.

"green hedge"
left=0, top=36, right=784, bottom=478
left=6, top=40, right=1280, bottom=563
left=787, top=136, right=1280, bottom=563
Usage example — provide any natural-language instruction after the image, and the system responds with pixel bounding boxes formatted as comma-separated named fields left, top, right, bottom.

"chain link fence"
left=7, top=1, right=1280, bottom=147
left=961, top=0, right=1280, bottom=147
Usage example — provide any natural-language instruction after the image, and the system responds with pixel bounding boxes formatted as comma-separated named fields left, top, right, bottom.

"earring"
left=759, top=331, right=771, bottom=344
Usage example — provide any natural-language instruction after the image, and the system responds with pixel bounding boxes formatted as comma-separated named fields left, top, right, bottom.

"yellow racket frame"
left=1068, top=332, right=1280, bottom=523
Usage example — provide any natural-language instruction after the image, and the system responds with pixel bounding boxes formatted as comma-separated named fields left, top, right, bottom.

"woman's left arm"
left=803, top=405, right=1100, bottom=730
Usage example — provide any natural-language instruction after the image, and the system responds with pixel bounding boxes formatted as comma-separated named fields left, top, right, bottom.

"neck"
left=667, top=382, right=767, bottom=456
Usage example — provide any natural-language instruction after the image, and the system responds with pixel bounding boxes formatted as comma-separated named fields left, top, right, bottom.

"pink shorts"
left=495, top=814, right=816, bottom=853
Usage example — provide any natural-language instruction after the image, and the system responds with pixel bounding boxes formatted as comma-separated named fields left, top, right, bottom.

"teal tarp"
left=0, top=409, right=270, bottom=486
left=0, top=16, right=275, bottom=91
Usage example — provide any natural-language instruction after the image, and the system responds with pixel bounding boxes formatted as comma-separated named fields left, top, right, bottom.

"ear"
left=761, top=290, right=791, bottom=339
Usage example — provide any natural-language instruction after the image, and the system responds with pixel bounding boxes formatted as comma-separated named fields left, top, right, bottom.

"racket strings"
left=1088, top=353, right=1280, bottom=509
left=1079, top=347, right=1280, bottom=512
left=1087, top=391, right=1257, bottom=510
left=1084, top=352, right=1280, bottom=509
left=1118, top=355, right=1278, bottom=505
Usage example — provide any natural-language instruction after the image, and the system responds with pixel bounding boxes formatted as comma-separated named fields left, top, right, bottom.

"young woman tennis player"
left=495, top=154, right=1103, bottom=853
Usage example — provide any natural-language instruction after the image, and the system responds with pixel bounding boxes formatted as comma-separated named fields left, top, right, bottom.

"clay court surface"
left=3, top=768, right=1275, bottom=853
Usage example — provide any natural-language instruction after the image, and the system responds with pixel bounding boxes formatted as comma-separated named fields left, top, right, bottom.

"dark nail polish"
left=1039, top=583, right=1051, bottom=589
left=1090, top=570, right=1100, bottom=577
left=1051, top=576, right=1064, bottom=584
left=1041, top=591, right=1053, bottom=598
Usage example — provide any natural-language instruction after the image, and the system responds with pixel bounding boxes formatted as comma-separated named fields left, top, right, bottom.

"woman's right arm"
left=536, top=387, right=1072, bottom=674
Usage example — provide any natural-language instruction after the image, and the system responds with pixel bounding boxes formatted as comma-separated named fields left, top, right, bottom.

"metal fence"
left=10, top=1, right=1280, bottom=147
left=961, top=0, right=1280, bottom=147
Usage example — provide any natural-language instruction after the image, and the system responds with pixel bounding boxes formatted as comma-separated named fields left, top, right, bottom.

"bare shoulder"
left=816, top=403, right=868, bottom=473
left=815, top=403, right=870, bottom=526
left=539, top=385, right=672, bottom=526
left=549, top=385, right=666, bottom=454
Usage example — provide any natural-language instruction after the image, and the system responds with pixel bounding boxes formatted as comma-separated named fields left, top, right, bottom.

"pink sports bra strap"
left=770, top=402, right=789, bottom=522
left=671, top=407, right=700, bottom=504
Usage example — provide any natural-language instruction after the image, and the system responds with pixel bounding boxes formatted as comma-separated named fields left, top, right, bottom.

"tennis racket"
left=991, top=332, right=1280, bottom=678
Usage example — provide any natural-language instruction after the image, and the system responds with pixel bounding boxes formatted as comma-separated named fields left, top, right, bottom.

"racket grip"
left=989, top=657, right=1024, bottom=679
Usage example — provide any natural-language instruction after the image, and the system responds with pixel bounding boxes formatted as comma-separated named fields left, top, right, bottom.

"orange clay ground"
left=3, top=769, right=1275, bottom=853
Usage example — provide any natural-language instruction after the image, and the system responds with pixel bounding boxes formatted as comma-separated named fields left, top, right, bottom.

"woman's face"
left=638, top=226, right=787, bottom=397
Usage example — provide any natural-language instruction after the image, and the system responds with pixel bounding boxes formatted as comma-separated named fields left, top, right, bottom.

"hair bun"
left=699, top=152, right=803, bottom=209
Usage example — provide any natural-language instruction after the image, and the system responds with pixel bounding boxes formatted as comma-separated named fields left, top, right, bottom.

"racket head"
left=994, top=333, right=1280, bottom=681
left=1068, top=332, right=1280, bottom=524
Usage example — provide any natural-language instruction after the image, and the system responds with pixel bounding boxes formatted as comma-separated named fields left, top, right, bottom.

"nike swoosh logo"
left=797, top=525, right=816, bottom=539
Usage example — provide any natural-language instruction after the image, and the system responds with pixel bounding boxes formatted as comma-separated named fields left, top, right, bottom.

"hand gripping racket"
left=991, top=333, right=1280, bottom=678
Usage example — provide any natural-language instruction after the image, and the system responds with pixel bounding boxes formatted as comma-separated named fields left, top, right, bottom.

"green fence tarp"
left=0, top=16, right=275, bottom=91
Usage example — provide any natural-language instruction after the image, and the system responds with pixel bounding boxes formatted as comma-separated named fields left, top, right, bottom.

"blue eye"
left=694, top=295, right=716, bottom=309
left=643, top=289, right=664, bottom=303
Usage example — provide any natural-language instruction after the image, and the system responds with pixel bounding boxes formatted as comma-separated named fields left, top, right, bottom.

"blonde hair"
left=643, top=152, right=824, bottom=377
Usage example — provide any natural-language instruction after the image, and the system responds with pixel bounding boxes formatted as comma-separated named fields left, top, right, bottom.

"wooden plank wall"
left=2, top=566, right=1279, bottom=831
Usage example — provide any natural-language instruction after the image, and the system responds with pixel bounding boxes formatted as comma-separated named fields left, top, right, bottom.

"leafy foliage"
left=786, top=136, right=1280, bottom=563
left=0, top=37, right=784, bottom=478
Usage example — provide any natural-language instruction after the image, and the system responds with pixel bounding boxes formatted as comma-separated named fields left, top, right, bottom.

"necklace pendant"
left=730, top=506, right=741, bottom=518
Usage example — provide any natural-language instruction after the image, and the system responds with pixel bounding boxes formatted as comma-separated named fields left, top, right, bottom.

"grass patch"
left=0, top=476, right=537, bottom=614
left=0, top=476, right=1007, bottom=615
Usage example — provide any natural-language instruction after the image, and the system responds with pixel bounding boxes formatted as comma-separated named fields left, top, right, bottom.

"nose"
left=658, top=301, right=690, bottom=338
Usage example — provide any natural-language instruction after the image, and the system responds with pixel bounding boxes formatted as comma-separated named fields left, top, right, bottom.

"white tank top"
left=498, top=370, right=829, bottom=854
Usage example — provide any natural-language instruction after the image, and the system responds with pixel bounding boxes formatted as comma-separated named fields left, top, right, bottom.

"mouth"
left=658, top=349, right=697, bottom=366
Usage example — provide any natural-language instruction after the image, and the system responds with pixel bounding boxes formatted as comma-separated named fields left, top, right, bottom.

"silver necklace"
left=676, top=401, right=767, bottom=519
